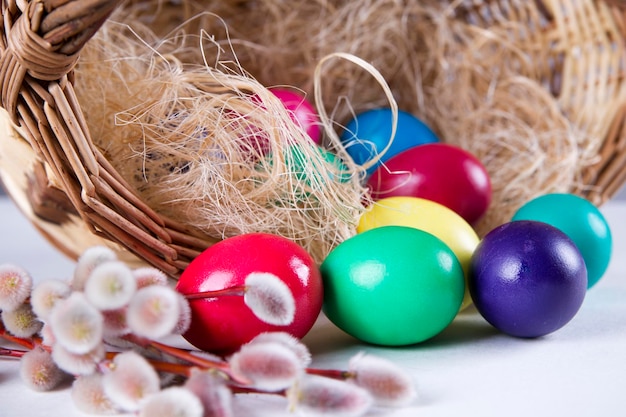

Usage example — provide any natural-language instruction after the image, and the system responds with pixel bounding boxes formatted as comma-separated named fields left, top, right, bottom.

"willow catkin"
left=73, top=0, right=609, bottom=259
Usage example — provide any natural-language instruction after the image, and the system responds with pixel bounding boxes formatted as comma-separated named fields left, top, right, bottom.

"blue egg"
left=340, top=108, right=439, bottom=176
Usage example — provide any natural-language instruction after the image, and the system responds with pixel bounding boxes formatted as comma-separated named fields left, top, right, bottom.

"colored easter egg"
left=358, top=196, right=479, bottom=310
left=367, top=143, right=491, bottom=224
left=340, top=108, right=439, bottom=175
left=176, top=233, right=323, bottom=353
left=288, top=145, right=350, bottom=184
left=263, top=144, right=350, bottom=194
left=512, top=193, right=612, bottom=288
left=272, top=88, right=321, bottom=144
left=321, top=226, right=465, bottom=346
left=469, top=221, right=587, bottom=338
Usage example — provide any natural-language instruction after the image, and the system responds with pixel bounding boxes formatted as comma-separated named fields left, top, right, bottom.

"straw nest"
left=1, top=0, right=624, bottom=272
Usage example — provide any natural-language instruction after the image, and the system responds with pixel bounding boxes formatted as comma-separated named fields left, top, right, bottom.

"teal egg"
left=512, top=193, right=612, bottom=288
left=320, top=226, right=465, bottom=346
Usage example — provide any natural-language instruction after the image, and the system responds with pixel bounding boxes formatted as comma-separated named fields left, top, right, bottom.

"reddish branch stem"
left=306, top=368, right=352, bottom=380
left=2, top=324, right=353, bottom=390
left=148, top=358, right=194, bottom=377
left=0, top=347, right=28, bottom=358
left=183, top=286, right=246, bottom=300
left=118, top=333, right=249, bottom=385
left=148, top=340, right=238, bottom=377
left=0, top=328, right=36, bottom=350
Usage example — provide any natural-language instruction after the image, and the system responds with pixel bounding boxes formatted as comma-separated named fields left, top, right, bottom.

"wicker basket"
left=0, top=0, right=625, bottom=277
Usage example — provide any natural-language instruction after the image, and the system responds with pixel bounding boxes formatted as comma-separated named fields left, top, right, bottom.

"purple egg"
left=469, top=221, right=587, bottom=338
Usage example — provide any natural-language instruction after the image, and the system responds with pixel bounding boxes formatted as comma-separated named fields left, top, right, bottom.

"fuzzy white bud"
left=72, top=373, right=118, bottom=415
left=103, top=351, right=160, bottom=411
left=85, top=261, right=137, bottom=311
left=229, top=341, right=303, bottom=392
left=52, top=342, right=105, bottom=376
left=49, top=292, right=104, bottom=354
left=20, top=346, right=67, bottom=392
left=244, top=272, right=295, bottom=326
left=184, top=369, right=234, bottom=417
left=347, top=353, right=417, bottom=407
left=1, top=303, right=43, bottom=337
left=133, top=267, right=168, bottom=289
left=248, top=332, right=312, bottom=368
left=30, top=278, right=71, bottom=321
left=139, top=387, right=204, bottom=417
left=173, top=293, right=191, bottom=335
left=288, top=374, right=373, bottom=417
left=0, top=264, right=32, bottom=311
left=73, top=246, right=117, bottom=291
left=126, top=285, right=181, bottom=339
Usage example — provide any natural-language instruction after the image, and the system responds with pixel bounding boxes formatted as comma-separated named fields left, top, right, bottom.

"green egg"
left=512, top=193, right=612, bottom=288
left=258, top=144, right=351, bottom=204
left=320, top=226, right=465, bottom=346
left=266, top=144, right=350, bottom=186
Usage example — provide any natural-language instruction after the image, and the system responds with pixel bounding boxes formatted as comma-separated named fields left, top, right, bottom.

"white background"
left=0, top=196, right=625, bottom=417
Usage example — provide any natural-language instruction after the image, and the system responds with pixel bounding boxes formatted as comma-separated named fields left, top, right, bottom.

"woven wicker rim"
left=0, top=0, right=217, bottom=276
left=0, top=0, right=625, bottom=277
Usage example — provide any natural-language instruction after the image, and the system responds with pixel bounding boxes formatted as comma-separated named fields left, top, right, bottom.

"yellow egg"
left=358, top=196, right=479, bottom=311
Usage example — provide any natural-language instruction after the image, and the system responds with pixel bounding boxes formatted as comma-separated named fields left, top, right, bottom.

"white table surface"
left=0, top=196, right=625, bottom=417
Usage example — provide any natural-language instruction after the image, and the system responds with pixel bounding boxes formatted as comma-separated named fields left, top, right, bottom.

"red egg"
left=175, top=233, right=323, bottom=354
left=367, top=143, right=491, bottom=224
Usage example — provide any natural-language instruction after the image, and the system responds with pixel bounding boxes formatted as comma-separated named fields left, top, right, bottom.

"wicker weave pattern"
left=455, top=0, right=626, bottom=205
left=0, top=0, right=214, bottom=276
left=0, top=0, right=624, bottom=276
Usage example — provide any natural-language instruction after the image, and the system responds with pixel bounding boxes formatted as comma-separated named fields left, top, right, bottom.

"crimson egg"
left=175, top=233, right=323, bottom=353
left=367, top=143, right=491, bottom=224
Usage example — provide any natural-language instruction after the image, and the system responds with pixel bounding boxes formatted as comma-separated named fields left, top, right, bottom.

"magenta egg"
left=272, top=88, right=321, bottom=144
left=367, top=143, right=491, bottom=224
